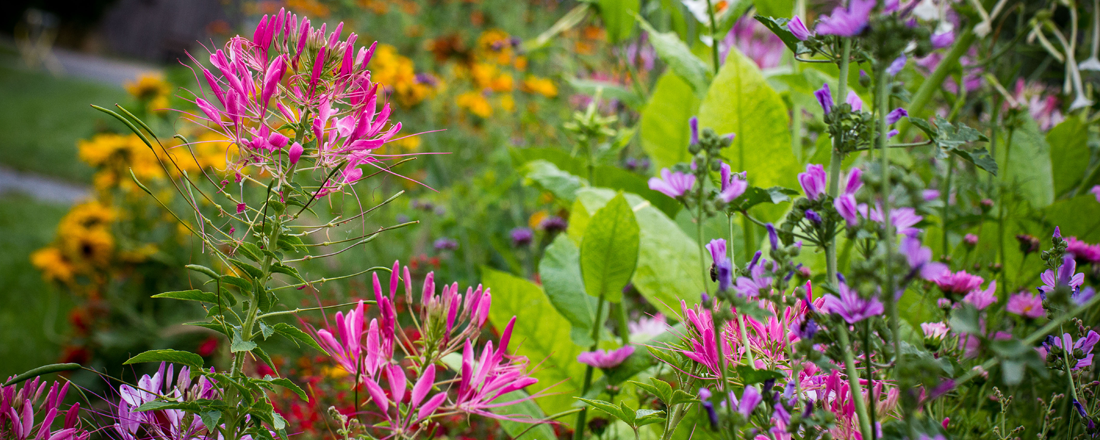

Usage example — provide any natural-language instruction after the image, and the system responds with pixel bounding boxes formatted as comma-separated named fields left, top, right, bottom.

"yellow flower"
left=370, top=44, right=438, bottom=107
left=321, top=365, right=349, bottom=379
left=489, top=74, right=514, bottom=93
left=60, top=227, right=114, bottom=267
left=521, top=76, right=558, bottom=98
left=287, top=0, right=331, bottom=17
left=78, top=134, right=132, bottom=167
left=60, top=201, right=116, bottom=232
left=31, top=247, right=76, bottom=283
left=124, top=73, right=171, bottom=102
left=457, top=92, right=492, bottom=118
left=475, top=29, right=515, bottom=65
left=528, top=210, right=549, bottom=229
left=499, top=94, right=515, bottom=112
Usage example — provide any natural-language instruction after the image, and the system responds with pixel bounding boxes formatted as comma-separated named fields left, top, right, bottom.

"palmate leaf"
left=909, top=116, right=996, bottom=175
left=727, top=186, right=799, bottom=212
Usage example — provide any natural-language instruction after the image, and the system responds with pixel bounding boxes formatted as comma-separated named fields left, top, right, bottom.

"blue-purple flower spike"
left=767, top=223, right=780, bottom=250
left=689, top=117, right=699, bottom=145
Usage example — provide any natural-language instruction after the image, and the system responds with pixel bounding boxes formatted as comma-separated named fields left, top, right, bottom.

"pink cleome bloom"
left=578, top=346, right=636, bottom=369
left=1, top=377, right=90, bottom=440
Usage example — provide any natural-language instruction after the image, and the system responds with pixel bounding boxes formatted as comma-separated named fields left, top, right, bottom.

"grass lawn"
left=0, top=64, right=128, bottom=183
left=0, top=194, right=74, bottom=379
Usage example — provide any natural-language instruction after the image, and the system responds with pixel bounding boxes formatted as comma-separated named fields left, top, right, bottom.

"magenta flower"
left=963, top=233, right=979, bottom=247
left=288, top=142, right=303, bottom=165
left=649, top=168, right=696, bottom=198
left=788, top=16, right=812, bottom=40
left=113, top=363, right=218, bottom=440
left=962, top=281, right=997, bottom=310
left=799, top=164, right=827, bottom=200
left=900, top=234, right=948, bottom=280
left=718, top=162, right=749, bottom=202
left=628, top=313, right=668, bottom=340
left=706, top=239, right=728, bottom=266
left=814, top=83, right=833, bottom=115
left=361, top=364, right=448, bottom=432
left=834, top=167, right=862, bottom=226
left=1, top=377, right=89, bottom=440
left=931, top=30, right=955, bottom=49
left=1066, top=237, right=1100, bottom=264
left=823, top=282, right=884, bottom=324
left=1039, top=254, right=1085, bottom=295
left=455, top=318, right=541, bottom=420
left=1091, top=185, right=1100, bottom=202
left=578, top=346, right=636, bottom=369
left=721, top=17, right=785, bottom=69
left=816, top=0, right=875, bottom=36
left=846, top=91, right=864, bottom=111
left=920, top=322, right=949, bottom=342
left=1006, top=292, right=1044, bottom=318
left=315, top=300, right=389, bottom=379
left=934, top=270, right=985, bottom=296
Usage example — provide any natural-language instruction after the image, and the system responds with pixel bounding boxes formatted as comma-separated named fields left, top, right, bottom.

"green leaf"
left=952, top=147, right=998, bottom=176
left=698, top=46, right=798, bottom=192
left=271, top=263, right=306, bottom=283
left=273, top=323, right=324, bottom=352
left=231, top=330, right=258, bottom=353
left=635, top=409, right=667, bottom=427
left=522, top=160, right=585, bottom=201
left=637, top=18, right=712, bottom=97
left=221, top=275, right=252, bottom=291
left=229, top=258, right=264, bottom=280
left=265, top=377, right=308, bottom=400
left=580, top=194, right=641, bottom=303
left=258, top=321, right=275, bottom=340
left=1046, top=115, right=1091, bottom=196
left=482, top=267, right=588, bottom=420
left=571, top=189, right=706, bottom=319
left=619, top=401, right=637, bottom=425
left=577, top=398, right=629, bottom=423
left=734, top=365, right=785, bottom=384
left=2, top=363, right=82, bottom=387
left=753, top=0, right=795, bottom=20
left=124, top=349, right=204, bottom=369
left=948, top=305, right=981, bottom=335
left=597, top=0, right=639, bottom=44
left=754, top=16, right=806, bottom=54
left=492, top=391, right=557, bottom=439
left=539, top=235, right=604, bottom=346
left=186, top=264, right=220, bottom=280
left=200, top=410, right=222, bottom=431
left=237, top=242, right=263, bottom=262
left=277, top=235, right=306, bottom=253
left=639, top=72, right=701, bottom=171
left=152, top=289, right=219, bottom=303
left=727, top=186, right=799, bottom=212
left=996, top=115, right=1054, bottom=207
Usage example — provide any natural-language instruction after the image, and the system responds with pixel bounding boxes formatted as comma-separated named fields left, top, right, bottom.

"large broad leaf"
left=522, top=160, right=585, bottom=201
left=539, top=235, right=606, bottom=346
left=1042, top=195, right=1100, bottom=241
left=637, top=18, right=712, bottom=97
left=996, top=115, right=1054, bottom=208
left=581, top=194, right=641, bottom=303
left=568, top=189, right=707, bottom=319
left=481, top=268, right=589, bottom=420
left=598, top=0, right=640, bottom=44
left=640, top=73, right=702, bottom=171
left=1046, top=115, right=1091, bottom=197
left=698, top=47, right=798, bottom=192
left=754, top=0, right=795, bottom=20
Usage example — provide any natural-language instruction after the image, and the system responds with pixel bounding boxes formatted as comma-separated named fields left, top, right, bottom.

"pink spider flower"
left=578, top=346, right=636, bottom=369
left=112, top=363, right=219, bottom=440
left=676, top=300, right=738, bottom=378
left=454, top=317, right=542, bottom=420
left=361, top=364, right=448, bottom=438
left=0, top=377, right=89, bottom=440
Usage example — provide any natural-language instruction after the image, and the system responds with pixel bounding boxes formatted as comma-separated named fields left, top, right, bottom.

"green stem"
left=942, top=159, right=955, bottom=256
left=825, top=38, right=852, bottom=285
left=1060, top=324, right=1082, bottom=404
left=615, top=303, right=631, bottom=344
left=998, top=127, right=1016, bottom=300
left=705, top=0, right=721, bottom=72
left=896, top=29, right=976, bottom=138
left=573, top=294, right=607, bottom=440
left=738, top=314, right=756, bottom=367
left=863, top=322, right=876, bottom=440
left=837, top=327, right=874, bottom=437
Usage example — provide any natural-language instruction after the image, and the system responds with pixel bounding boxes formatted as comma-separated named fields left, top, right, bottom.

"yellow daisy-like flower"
left=475, top=29, right=515, bottom=65
left=124, top=73, right=171, bottom=102
left=78, top=133, right=133, bottom=167
left=521, top=76, right=558, bottom=98
left=60, top=227, right=114, bottom=268
left=60, top=201, right=116, bottom=232
left=31, top=247, right=76, bottom=283
left=370, top=44, right=438, bottom=108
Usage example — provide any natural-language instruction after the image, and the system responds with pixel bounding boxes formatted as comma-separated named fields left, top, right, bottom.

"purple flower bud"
left=766, top=223, right=780, bottom=250
left=805, top=209, right=822, bottom=224
left=846, top=91, right=864, bottom=111
left=1054, top=226, right=1062, bottom=239
left=814, top=83, right=833, bottom=115
left=510, top=227, right=534, bottom=247
left=886, top=108, right=909, bottom=124
left=701, top=292, right=711, bottom=305
left=788, top=16, right=812, bottom=40
left=748, top=251, right=762, bottom=271
left=689, top=117, right=699, bottom=145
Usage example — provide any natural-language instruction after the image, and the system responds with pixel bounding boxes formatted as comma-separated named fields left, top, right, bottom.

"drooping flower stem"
left=573, top=292, right=607, bottom=440
left=826, top=37, right=872, bottom=440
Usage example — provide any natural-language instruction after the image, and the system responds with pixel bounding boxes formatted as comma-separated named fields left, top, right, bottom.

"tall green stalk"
left=826, top=38, right=873, bottom=440
left=573, top=294, right=607, bottom=440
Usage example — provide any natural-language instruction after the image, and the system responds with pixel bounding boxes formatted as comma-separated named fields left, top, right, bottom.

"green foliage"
left=539, top=235, right=606, bottom=346
left=577, top=398, right=666, bottom=429
left=1046, top=115, right=1092, bottom=196
left=910, top=116, right=997, bottom=175
left=996, top=115, right=1054, bottom=207
left=636, top=18, right=712, bottom=98
left=580, top=194, right=640, bottom=303
left=640, top=72, right=703, bottom=171
left=123, top=349, right=204, bottom=369
left=597, top=0, right=640, bottom=44
left=698, top=47, right=798, bottom=191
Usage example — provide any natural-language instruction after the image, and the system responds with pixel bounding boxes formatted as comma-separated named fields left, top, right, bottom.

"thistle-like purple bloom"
left=814, top=83, right=833, bottom=115
left=540, top=215, right=569, bottom=233
left=649, top=168, right=696, bottom=198
left=798, top=164, right=827, bottom=201
left=434, top=237, right=459, bottom=251
left=823, top=282, right=884, bottom=324
left=577, top=346, right=636, bottom=369
left=886, top=108, right=909, bottom=124
left=510, top=227, right=534, bottom=247
left=788, top=16, right=812, bottom=40
left=816, top=0, right=875, bottom=36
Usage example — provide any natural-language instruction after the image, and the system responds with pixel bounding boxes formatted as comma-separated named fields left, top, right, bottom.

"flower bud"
left=288, top=142, right=304, bottom=165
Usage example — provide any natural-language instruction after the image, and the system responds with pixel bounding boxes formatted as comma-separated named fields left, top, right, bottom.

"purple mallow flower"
left=725, top=386, right=763, bottom=418
left=1039, top=254, right=1085, bottom=295
left=798, top=164, right=827, bottom=200
left=649, top=168, right=696, bottom=198
left=931, top=30, right=955, bottom=49
left=577, top=346, right=636, bottom=369
left=719, top=162, right=749, bottom=202
left=1091, top=185, right=1100, bottom=202
left=816, top=0, right=875, bottom=36
left=735, top=256, right=772, bottom=298
left=887, top=54, right=907, bottom=76
left=510, top=227, right=534, bottom=247
left=706, top=239, right=728, bottom=266
left=823, top=281, right=884, bottom=324
left=834, top=167, right=863, bottom=226
left=433, top=237, right=459, bottom=251
left=900, top=234, right=948, bottom=280
left=846, top=91, right=864, bottom=111
left=699, top=388, right=719, bottom=429
left=788, top=16, right=812, bottom=40
left=815, top=83, right=833, bottom=115
left=1052, top=331, right=1098, bottom=370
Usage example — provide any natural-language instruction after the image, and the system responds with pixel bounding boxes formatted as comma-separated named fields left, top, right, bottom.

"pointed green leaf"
left=580, top=194, right=640, bottom=303
left=273, top=323, right=324, bottom=352
left=152, top=289, right=219, bottom=303
left=539, top=235, right=604, bottom=346
left=124, top=349, right=204, bottom=369
left=637, top=17, right=711, bottom=97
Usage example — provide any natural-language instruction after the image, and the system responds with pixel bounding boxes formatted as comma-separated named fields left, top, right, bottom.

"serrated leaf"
left=668, top=389, right=697, bottom=406
left=152, top=289, right=219, bottom=303
left=186, top=264, right=220, bottom=280
left=273, top=323, right=324, bottom=352
left=258, top=321, right=275, bottom=340
left=231, top=330, right=258, bottom=353
left=578, top=398, right=629, bottom=423
left=200, top=410, right=222, bottom=431
left=637, top=17, right=711, bottom=97
left=124, top=349, right=204, bottom=369
left=580, top=194, right=640, bottom=303
left=619, top=401, right=637, bottom=425
left=635, top=409, right=666, bottom=427
left=952, top=147, right=998, bottom=176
